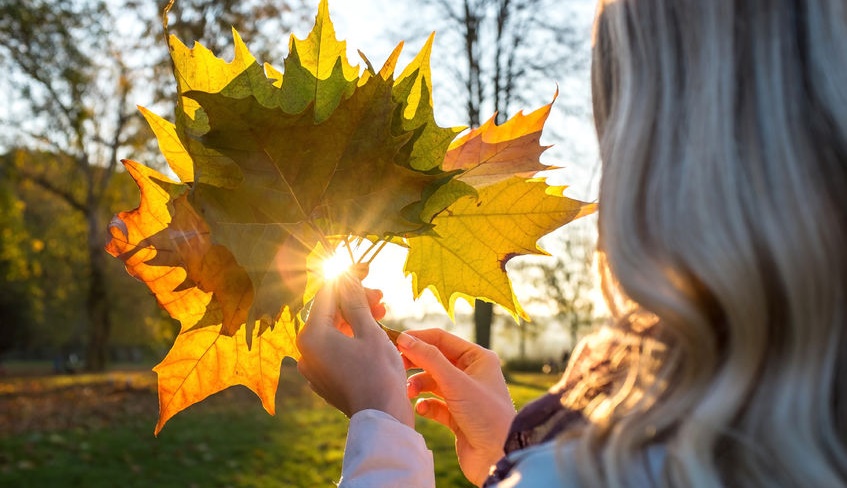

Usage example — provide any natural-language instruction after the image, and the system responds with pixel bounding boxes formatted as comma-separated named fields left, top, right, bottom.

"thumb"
left=297, top=281, right=338, bottom=352
left=337, top=274, right=379, bottom=338
left=397, top=333, right=461, bottom=385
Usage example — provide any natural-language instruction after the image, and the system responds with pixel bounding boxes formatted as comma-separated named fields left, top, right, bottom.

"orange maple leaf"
left=107, top=160, right=299, bottom=433
left=106, top=160, right=255, bottom=336
left=106, top=161, right=213, bottom=331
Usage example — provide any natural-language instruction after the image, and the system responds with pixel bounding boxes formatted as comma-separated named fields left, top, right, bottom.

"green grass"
left=0, top=363, right=553, bottom=487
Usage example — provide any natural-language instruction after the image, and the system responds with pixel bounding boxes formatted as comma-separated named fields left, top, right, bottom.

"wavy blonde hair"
left=567, top=0, right=847, bottom=486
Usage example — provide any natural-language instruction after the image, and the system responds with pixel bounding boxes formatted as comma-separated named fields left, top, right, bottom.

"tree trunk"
left=473, top=299, right=493, bottom=349
left=518, top=318, right=527, bottom=359
left=84, top=209, right=111, bottom=371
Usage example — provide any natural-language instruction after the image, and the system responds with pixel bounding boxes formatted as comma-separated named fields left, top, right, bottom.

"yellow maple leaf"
left=406, top=177, right=596, bottom=321
left=153, top=313, right=298, bottom=435
left=169, top=28, right=257, bottom=119
left=137, top=106, right=194, bottom=182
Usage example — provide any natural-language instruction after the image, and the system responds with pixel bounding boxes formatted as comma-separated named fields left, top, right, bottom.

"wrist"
left=349, top=390, right=414, bottom=428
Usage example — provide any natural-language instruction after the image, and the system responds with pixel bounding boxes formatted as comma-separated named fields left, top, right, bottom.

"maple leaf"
left=108, top=0, right=597, bottom=434
left=406, top=177, right=596, bottom=321
left=182, top=41, right=457, bottom=339
left=153, top=311, right=297, bottom=435
left=106, top=160, right=301, bottom=437
left=406, top=98, right=595, bottom=319
left=444, top=97, right=556, bottom=189
left=107, top=0, right=463, bottom=432
left=105, top=161, right=213, bottom=331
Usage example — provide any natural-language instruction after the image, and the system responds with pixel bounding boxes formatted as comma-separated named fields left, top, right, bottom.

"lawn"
left=0, top=361, right=552, bottom=487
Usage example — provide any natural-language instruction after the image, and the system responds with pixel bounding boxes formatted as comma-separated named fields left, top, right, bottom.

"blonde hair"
left=569, top=0, right=847, bottom=486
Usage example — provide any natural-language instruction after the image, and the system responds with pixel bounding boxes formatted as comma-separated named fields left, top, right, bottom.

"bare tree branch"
left=17, top=168, right=87, bottom=214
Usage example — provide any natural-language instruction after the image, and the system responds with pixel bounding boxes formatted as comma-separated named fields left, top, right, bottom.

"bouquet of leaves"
left=106, top=0, right=595, bottom=434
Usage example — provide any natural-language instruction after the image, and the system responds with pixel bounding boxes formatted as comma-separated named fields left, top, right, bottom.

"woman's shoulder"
left=491, top=439, right=666, bottom=487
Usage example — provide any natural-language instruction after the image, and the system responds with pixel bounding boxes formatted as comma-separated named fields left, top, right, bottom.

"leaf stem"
left=357, top=239, right=382, bottom=264
left=343, top=236, right=356, bottom=262
left=378, top=321, right=401, bottom=345
left=364, top=241, right=389, bottom=265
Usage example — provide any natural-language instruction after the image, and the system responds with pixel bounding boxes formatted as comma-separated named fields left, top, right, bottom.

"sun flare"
left=322, top=251, right=352, bottom=280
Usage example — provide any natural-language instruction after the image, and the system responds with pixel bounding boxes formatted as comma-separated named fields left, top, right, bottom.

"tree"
left=0, top=161, right=35, bottom=357
left=0, top=148, right=179, bottom=362
left=412, top=0, right=590, bottom=348
left=0, top=1, right=142, bottom=370
left=0, top=0, right=310, bottom=370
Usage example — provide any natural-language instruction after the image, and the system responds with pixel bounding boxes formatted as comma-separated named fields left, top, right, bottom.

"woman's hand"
left=296, top=274, right=413, bottom=427
left=398, top=329, right=516, bottom=487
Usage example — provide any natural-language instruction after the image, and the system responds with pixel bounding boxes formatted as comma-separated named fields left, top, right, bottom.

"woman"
left=296, top=0, right=847, bottom=486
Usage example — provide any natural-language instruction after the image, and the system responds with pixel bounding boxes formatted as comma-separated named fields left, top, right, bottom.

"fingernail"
left=415, top=400, right=429, bottom=415
left=396, top=332, right=416, bottom=349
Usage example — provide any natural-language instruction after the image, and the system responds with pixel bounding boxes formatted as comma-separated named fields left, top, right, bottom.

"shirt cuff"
left=340, top=409, right=435, bottom=488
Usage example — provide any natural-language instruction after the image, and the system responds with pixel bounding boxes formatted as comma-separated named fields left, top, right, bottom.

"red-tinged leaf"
left=106, top=160, right=254, bottom=336
left=443, top=98, right=556, bottom=189
left=106, top=161, right=213, bottom=331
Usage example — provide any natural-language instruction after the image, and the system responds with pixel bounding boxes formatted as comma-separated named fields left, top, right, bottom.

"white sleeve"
left=339, top=409, right=435, bottom=488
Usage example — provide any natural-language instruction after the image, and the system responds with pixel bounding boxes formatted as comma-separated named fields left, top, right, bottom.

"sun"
left=322, top=251, right=352, bottom=280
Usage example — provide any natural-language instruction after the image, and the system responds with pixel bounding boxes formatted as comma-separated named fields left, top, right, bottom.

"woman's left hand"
left=296, top=273, right=413, bottom=427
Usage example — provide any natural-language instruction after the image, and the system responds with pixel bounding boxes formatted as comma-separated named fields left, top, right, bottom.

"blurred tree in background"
left=0, top=0, right=142, bottom=370
left=0, top=0, right=308, bottom=371
left=161, top=0, right=310, bottom=60
left=0, top=160, right=35, bottom=357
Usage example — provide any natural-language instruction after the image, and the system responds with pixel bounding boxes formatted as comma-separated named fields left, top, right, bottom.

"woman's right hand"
left=397, top=328, right=516, bottom=487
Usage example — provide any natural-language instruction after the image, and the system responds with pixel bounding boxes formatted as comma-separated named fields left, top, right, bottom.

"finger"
left=402, top=354, right=419, bottom=371
left=396, top=333, right=463, bottom=384
left=405, top=328, right=485, bottom=365
left=333, top=317, right=355, bottom=338
left=296, top=358, right=314, bottom=382
left=407, top=371, right=443, bottom=398
left=297, top=293, right=349, bottom=354
left=415, top=398, right=455, bottom=432
left=364, top=288, right=387, bottom=321
left=304, top=281, right=339, bottom=331
left=337, top=274, right=380, bottom=338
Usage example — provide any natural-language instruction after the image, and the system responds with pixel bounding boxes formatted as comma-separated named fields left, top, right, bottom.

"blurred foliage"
left=513, top=219, right=599, bottom=350
left=0, top=149, right=178, bottom=359
left=0, top=163, right=35, bottom=355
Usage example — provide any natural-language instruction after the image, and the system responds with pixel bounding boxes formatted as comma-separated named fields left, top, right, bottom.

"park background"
left=0, top=0, right=601, bottom=486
